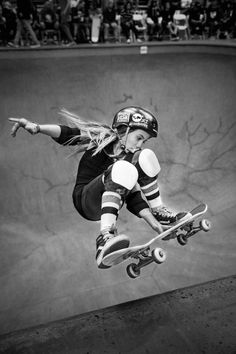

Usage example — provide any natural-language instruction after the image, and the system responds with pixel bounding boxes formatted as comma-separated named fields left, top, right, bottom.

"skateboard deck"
left=102, top=203, right=211, bottom=277
left=91, top=16, right=101, bottom=43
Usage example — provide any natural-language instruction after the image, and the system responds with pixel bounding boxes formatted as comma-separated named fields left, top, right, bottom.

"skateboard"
left=102, top=203, right=211, bottom=278
left=91, top=15, right=101, bottom=43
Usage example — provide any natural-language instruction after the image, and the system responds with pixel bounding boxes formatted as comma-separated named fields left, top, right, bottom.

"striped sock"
left=100, top=191, right=122, bottom=232
left=140, top=179, right=162, bottom=209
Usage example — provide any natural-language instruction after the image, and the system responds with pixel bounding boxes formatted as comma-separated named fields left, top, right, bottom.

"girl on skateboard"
left=9, top=107, right=187, bottom=268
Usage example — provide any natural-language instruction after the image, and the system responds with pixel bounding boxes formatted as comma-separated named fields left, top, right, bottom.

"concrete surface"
left=0, top=42, right=236, bottom=335
left=0, top=275, right=235, bottom=354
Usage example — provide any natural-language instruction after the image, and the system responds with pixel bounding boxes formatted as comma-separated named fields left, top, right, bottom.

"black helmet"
left=112, top=106, right=158, bottom=137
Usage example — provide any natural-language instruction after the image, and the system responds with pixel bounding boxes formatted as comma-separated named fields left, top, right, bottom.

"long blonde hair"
left=59, top=109, right=119, bottom=155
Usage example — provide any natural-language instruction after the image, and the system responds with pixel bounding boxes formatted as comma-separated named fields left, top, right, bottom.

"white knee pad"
left=111, top=160, right=138, bottom=190
left=138, top=149, right=161, bottom=177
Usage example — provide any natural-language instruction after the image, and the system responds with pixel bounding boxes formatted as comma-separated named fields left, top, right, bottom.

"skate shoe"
left=96, top=229, right=130, bottom=269
left=153, top=205, right=190, bottom=226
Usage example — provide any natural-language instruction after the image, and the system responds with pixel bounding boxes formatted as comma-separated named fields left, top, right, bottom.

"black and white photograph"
left=0, top=0, right=235, bottom=352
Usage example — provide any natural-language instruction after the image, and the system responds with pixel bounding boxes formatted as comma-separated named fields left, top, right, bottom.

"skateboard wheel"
left=177, top=234, right=188, bottom=246
left=152, top=248, right=166, bottom=264
left=200, top=219, right=211, bottom=232
left=126, top=263, right=140, bottom=279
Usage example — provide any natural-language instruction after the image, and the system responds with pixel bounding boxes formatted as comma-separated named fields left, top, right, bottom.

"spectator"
left=32, top=5, right=41, bottom=41
left=188, top=1, right=206, bottom=38
left=2, top=1, right=16, bottom=44
left=0, top=4, right=7, bottom=45
left=71, top=0, right=90, bottom=43
left=159, top=2, right=173, bottom=39
left=102, top=0, right=119, bottom=42
left=40, top=0, right=59, bottom=35
left=146, top=0, right=162, bottom=40
left=167, top=14, right=179, bottom=40
left=59, top=0, right=76, bottom=46
left=71, top=0, right=80, bottom=41
left=133, top=12, right=147, bottom=42
left=116, top=0, right=124, bottom=15
left=231, top=2, right=236, bottom=38
left=218, top=1, right=234, bottom=39
left=120, top=1, right=136, bottom=43
left=205, top=3, right=220, bottom=38
left=9, top=0, right=40, bottom=48
left=77, top=0, right=91, bottom=43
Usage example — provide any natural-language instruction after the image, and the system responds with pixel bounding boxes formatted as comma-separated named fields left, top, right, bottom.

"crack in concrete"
left=17, top=168, right=74, bottom=193
left=114, top=94, right=133, bottom=104
left=160, top=116, right=236, bottom=206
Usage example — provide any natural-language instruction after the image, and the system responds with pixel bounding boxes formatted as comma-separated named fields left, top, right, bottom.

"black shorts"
left=73, top=174, right=105, bottom=221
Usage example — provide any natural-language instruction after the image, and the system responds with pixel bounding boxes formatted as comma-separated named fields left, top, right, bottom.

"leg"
left=103, top=23, right=109, bottom=41
left=101, top=160, right=138, bottom=231
left=134, top=149, right=188, bottom=225
left=73, top=161, right=138, bottom=268
left=22, top=19, right=40, bottom=45
left=97, top=160, right=138, bottom=267
left=134, top=148, right=162, bottom=209
left=13, top=18, right=23, bottom=46
left=84, top=17, right=91, bottom=42
left=0, top=24, right=7, bottom=45
left=54, top=21, right=61, bottom=42
left=40, top=22, right=46, bottom=43
left=61, top=11, right=74, bottom=43
left=111, top=22, right=118, bottom=41
left=73, top=22, right=79, bottom=41
left=121, top=23, right=130, bottom=41
left=148, top=21, right=155, bottom=40
left=96, top=160, right=139, bottom=267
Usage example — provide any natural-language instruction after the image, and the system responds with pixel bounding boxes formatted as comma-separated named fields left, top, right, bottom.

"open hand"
left=8, top=117, right=40, bottom=137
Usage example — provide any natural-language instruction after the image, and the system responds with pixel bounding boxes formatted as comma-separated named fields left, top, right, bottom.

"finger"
left=159, top=226, right=163, bottom=234
left=11, top=122, right=20, bottom=137
left=8, top=117, right=21, bottom=123
left=157, top=223, right=163, bottom=234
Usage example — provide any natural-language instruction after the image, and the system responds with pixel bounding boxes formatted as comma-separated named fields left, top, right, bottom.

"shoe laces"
left=158, top=206, right=176, bottom=217
left=102, top=231, right=114, bottom=242
left=97, top=228, right=116, bottom=248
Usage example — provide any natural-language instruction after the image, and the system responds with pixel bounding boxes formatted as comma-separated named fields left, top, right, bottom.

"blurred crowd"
left=0, top=0, right=235, bottom=48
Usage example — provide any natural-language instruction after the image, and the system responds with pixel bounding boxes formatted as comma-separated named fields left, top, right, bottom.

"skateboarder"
left=9, top=107, right=187, bottom=268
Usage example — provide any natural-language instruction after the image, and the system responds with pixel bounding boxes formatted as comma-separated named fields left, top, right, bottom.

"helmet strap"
left=119, top=126, right=130, bottom=152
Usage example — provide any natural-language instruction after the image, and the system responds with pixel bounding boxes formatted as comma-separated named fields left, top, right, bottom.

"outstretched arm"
left=8, top=118, right=61, bottom=138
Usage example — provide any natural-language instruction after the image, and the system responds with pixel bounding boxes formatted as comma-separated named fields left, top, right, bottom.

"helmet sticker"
left=132, top=113, right=144, bottom=122
left=117, top=112, right=130, bottom=123
left=131, top=115, right=149, bottom=127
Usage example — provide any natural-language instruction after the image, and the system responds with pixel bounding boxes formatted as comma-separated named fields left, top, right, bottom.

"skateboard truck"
left=177, top=218, right=211, bottom=245
left=126, top=247, right=167, bottom=279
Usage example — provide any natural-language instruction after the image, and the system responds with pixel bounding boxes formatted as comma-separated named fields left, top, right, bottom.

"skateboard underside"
left=102, top=204, right=211, bottom=278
